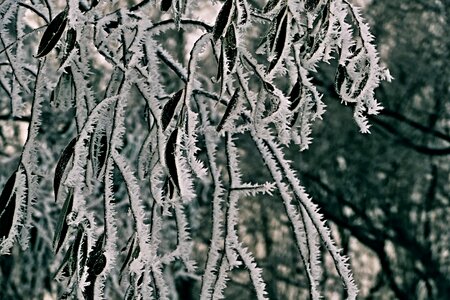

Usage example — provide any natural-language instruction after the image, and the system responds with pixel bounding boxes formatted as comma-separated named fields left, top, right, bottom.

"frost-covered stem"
left=15, top=60, right=45, bottom=250
left=112, top=150, right=151, bottom=259
left=254, top=133, right=358, bottom=299
left=224, top=134, right=268, bottom=299
left=224, top=135, right=241, bottom=264
left=97, top=156, right=118, bottom=294
left=0, top=34, right=28, bottom=92
left=212, top=256, right=230, bottom=300
left=65, top=96, right=118, bottom=187
left=198, top=100, right=227, bottom=299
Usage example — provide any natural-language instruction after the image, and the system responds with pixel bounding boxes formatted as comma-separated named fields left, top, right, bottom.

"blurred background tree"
left=293, top=0, right=450, bottom=299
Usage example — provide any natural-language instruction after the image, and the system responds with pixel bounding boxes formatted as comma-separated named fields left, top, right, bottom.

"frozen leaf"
left=0, top=194, right=15, bottom=240
left=53, top=188, right=73, bottom=254
left=0, top=170, right=17, bottom=240
left=305, top=0, right=319, bottom=12
left=60, top=28, right=76, bottom=67
left=224, top=24, right=237, bottom=74
left=165, top=129, right=179, bottom=190
left=161, top=89, right=183, bottom=131
left=84, top=233, right=105, bottom=298
left=268, top=9, right=287, bottom=73
left=0, top=171, right=16, bottom=218
left=161, top=0, right=172, bottom=11
left=54, top=137, right=76, bottom=202
left=269, top=7, right=287, bottom=55
left=217, top=88, right=240, bottom=132
left=335, top=64, right=347, bottom=95
left=289, top=81, right=302, bottom=111
left=90, top=130, right=108, bottom=178
left=70, top=227, right=84, bottom=272
left=35, top=9, right=68, bottom=58
left=237, top=0, right=248, bottom=25
left=54, top=244, right=74, bottom=279
left=51, top=69, right=75, bottom=109
left=212, top=0, right=233, bottom=42
left=120, top=234, right=135, bottom=275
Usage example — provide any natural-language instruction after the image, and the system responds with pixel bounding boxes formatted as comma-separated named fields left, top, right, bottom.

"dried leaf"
left=161, top=89, right=183, bottom=131
left=165, top=129, right=179, bottom=190
left=54, top=137, right=77, bottom=202
left=212, top=0, right=233, bottom=42
left=161, top=0, right=172, bottom=11
left=217, top=88, right=240, bottom=132
left=35, top=9, right=68, bottom=58
left=53, top=188, right=74, bottom=254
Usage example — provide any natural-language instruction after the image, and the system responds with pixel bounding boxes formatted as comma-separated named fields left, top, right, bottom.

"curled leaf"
left=217, top=88, right=240, bottom=132
left=161, top=89, right=183, bottom=131
left=35, top=9, right=68, bottom=58
left=212, top=0, right=233, bottom=42
left=165, top=129, right=179, bottom=190
left=54, top=137, right=77, bottom=202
